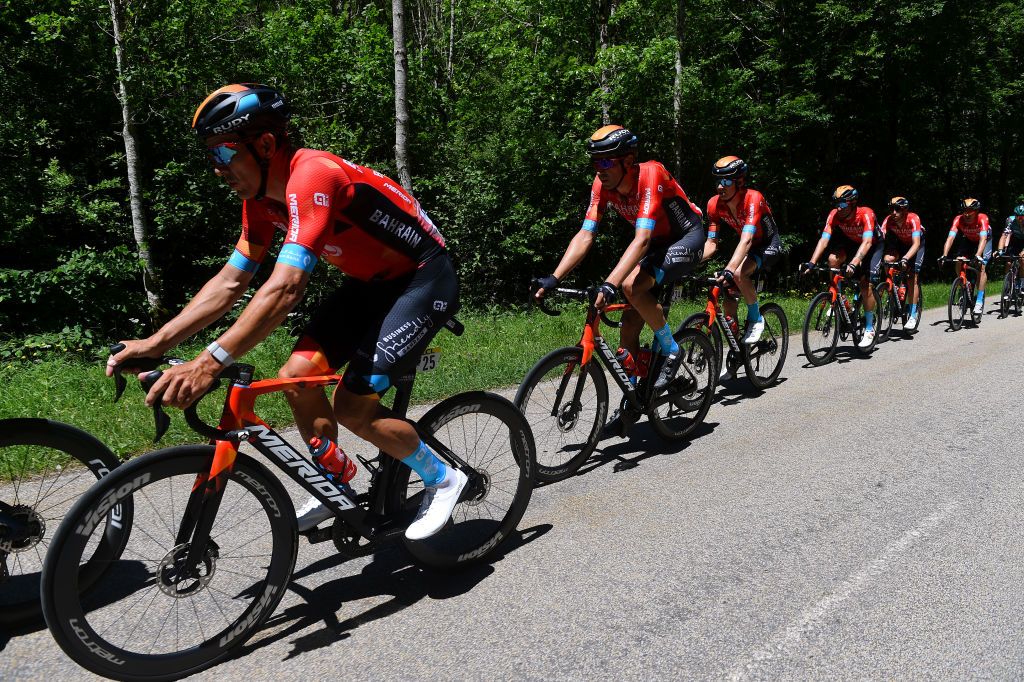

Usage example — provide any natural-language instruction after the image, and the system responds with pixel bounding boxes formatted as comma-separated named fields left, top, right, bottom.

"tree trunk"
left=672, top=0, right=685, bottom=177
left=108, top=0, right=164, bottom=323
left=392, top=0, right=414, bottom=192
left=597, top=0, right=616, bottom=124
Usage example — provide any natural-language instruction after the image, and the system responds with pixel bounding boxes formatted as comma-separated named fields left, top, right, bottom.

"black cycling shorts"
left=749, top=230, right=783, bottom=272
left=954, top=237, right=992, bottom=264
left=1004, top=236, right=1024, bottom=257
left=878, top=233, right=926, bottom=274
left=639, top=228, right=704, bottom=284
left=296, top=255, right=459, bottom=395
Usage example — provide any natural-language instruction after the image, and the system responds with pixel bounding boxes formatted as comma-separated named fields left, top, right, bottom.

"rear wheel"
left=42, top=447, right=296, bottom=681
left=398, top=392, right=535, bottom=568
left=0, top=418, right=129, bottom=628
left=874, top=283, right=895, bottom=342
left=948, top=278, right=968, bottom=331
left=802, top=292, right=839, bottom=366
left=513, top=347, right=607, bottom=483
left=647, top=329, right=715, bottom=441
left=743, top=303, right=788, bottom=388
left=1000, top=271, right=1013, bottom=319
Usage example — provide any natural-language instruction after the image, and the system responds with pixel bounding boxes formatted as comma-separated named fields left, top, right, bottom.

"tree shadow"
left=228, top=523, right=551, bottom=664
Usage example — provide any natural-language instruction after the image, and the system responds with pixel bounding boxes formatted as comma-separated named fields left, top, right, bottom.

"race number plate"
left=417, top=347, right=441, bottom=373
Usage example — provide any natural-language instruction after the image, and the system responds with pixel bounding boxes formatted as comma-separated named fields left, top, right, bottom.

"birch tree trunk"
left=597, top=0, right=614, bottom=125
left=392, top=0, right=414, bottom=192
left=108, top=0, right=164, bottom=322
left=672, top=0, right=685, bottom=177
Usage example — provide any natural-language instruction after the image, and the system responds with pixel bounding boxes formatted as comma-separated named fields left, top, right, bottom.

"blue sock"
left=976, top=290, right=984, bottom=305
left=746, top=301, right=761, bottom=323
left=654, top=323, right=679, bottom=356
left=909, top=303, right=918, bottom=317
left=865, top=311, right=875, bottom=331
left=402, top=441, right=446, bottom=487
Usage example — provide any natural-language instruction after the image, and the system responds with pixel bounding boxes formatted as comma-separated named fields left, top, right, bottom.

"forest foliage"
left=2, top=0, right=1023, bottom=358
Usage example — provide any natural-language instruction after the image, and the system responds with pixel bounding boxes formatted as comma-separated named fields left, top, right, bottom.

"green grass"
left=0, top=279, right=987, bottom=460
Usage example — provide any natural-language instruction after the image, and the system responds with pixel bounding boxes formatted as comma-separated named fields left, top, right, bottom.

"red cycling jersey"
left=582, top=161, right=703, bottom=243
left=822, top=206, right=876, bottom=244
left=705, top=188, right=776, bottom=245
left=881, top=212, right=924, bottom=245
left=948, top=213, right=990, bottom=242
left=230, top=149, right=446, bottom=281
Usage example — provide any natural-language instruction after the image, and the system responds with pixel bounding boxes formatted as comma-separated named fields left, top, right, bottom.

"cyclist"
left=800, top=185, right=878, bottom=348
left=940, top=197, right=991, bottom=315
left=533, top=125, right=704, bottom=394
left=701, top=156, right=783, bottom=346
left=996, top=204, right=1024, bottom=300
left=106, top=83, right=464, bottom=540
left=879, top=196, right=925, bottom=330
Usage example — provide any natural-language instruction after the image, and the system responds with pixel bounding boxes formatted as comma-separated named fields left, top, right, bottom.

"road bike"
left=41, top=322, right=536, bottom=680
left=801, top=265, right=879, bottom=366
left=994, top=251, right=1023, bottom=318
left=0, top=418, right=128, bottom=628
left=939, top=256, right=984, bottom=330
left=515, top=283, right=715, bottom=483
left=873, top=260, right=923, bottom=341
left=678, top=272, right=788, bottom=389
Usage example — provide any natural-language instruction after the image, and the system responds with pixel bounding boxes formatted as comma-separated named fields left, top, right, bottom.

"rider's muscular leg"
left=618, top=308, right=644, bottom=358
left=623, top=269, right=667, bottom=332
left=333, top=384, right=419, bottom=460
left=732, top=258, right=759, bottom=307
left=279, top=353, right=337, bottom=444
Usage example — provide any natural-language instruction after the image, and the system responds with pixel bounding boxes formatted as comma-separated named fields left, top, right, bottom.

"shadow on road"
left=567, top=420, right=719, bottom=478
left=229, top=523, right=552, bottom=664
left=714, top=376, right=788, bottom=408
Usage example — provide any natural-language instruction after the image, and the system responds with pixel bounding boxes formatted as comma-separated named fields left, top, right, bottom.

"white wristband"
left=206, top=341, right=235, bottom=367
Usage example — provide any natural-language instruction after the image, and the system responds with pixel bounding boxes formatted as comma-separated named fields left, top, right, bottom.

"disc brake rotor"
left=157, top=542, right=218, bottom=598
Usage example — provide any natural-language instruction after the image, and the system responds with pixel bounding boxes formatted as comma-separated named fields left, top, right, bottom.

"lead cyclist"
left=107, top=83, right=465, bottom=540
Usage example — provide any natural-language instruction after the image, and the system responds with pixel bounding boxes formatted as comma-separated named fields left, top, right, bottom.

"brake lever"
left=140, top=370, right=171, bottom=443
left=109, top=343, right=128, bottom=402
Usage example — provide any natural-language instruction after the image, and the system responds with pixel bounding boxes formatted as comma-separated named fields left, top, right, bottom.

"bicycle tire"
left=678, top=312, right=724, bottom=380
left=852, top=293, right=878, bottom=355
left=802, top=292, right=839, bottom=366
left=397, top=392, right=535, bottom=569
left=948, top=278, right=967, bottom=331
left=647, top=329, right=715, bottom=441
left=42, top=446, right=297, bottom=681
left=1000, top=272, right=1012, bottom=319
left=873, top=283, right=895, bottom=343
left=513, top=346, right=608, bottom=482
left=0, top=418, right=129, bottom=628
left=743, top=303, right=788, bottom=389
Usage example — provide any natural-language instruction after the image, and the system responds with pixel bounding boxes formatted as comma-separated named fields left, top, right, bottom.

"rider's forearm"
left=606, top=237, right=650, bottom=286
left=904, top=237, right=921, bottom=260
left=149, top=268, right=248, bottom=352
left=701, top=239, right=717, bottom=262
left=977, top=237, right=987, bottom=257
left=552, top=231, right=594, bottom=280
left=211, top=273, right=307, bottom=360
left=727, top=235, right=754, bottom=271
left=851, top=240, right=872, bottom=266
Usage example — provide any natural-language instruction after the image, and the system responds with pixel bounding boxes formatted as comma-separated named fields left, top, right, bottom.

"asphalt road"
left=4, top=306, right=1024, bottom=680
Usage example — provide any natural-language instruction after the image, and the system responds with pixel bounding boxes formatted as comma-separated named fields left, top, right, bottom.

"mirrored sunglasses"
left=836, top=201, right=850, bottom=210
left=207, top=142, right=243, bottom=167
left=591, top=157, right=618, bottom=171
left=718, top=178, right=735, bottom=187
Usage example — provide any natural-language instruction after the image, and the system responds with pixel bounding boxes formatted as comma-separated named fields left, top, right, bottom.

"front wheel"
left=1000, top=272, right=1013, bottom=319
left=399, top=392, right=535, bottom=568
left=41, top=446, right=297, bottom=681
left=873, top=283, right=895, bottom=342
left=513, top=347, right=608, bottom=483
left=679, top=312, right=724, bottom=381
left=647, top=329, right=715, bottom=441
left=802, top=292, right=839, bottom=366
left=948, top=278, right=968, bottom=331
left=0, top=418, right=129, bottom=628
left=743, top=303, right=788, bottom=389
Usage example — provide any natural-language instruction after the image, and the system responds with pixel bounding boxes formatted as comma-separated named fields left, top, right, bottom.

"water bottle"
left=725, top=315, right=739, bottom=335
left=897, top=284, right=907, bottom=302
left=615, top=347, right=637, bottom=385
left=636, top=348, right=652, bottom=378
left=308, top=437, right=357, bottom=484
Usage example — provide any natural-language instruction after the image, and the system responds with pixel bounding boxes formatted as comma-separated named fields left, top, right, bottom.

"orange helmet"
left=586, top=125, right=637, bottom=157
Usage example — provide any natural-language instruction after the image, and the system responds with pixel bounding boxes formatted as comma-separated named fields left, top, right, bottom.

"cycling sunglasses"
left=206, top=141, right=245, bottom=167
left=836, top=201, right=851, bottom=210
left=591, top=157, right=621, bottom=171
left=717, top=178, right=736, bottom=187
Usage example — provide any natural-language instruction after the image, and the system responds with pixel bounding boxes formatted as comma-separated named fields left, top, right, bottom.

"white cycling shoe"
left=742, top=317, right=765, bottom=344
left=902, top=314, right=918, bottom=331
left=296, top=497, right=334, bottom=532
left=973, top=301, right=984, bottom=315
left=405, top=468, right=469, bottom=541
left=857, top=329, right=876, bottom=348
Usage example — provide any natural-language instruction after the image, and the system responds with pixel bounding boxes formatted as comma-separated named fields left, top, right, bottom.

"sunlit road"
left=4, top=306, right=1024, bottom=679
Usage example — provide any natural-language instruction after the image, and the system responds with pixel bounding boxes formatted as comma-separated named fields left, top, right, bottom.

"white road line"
left=728, top=500, right=960, bottom=680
